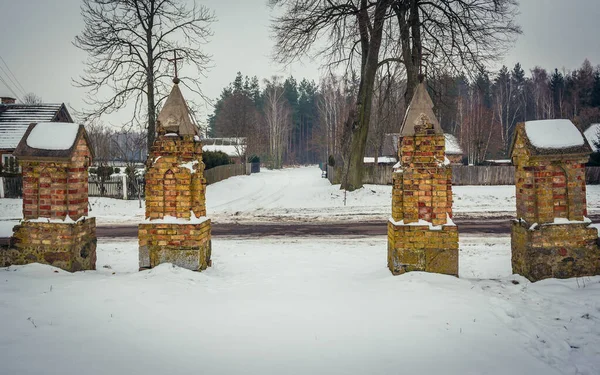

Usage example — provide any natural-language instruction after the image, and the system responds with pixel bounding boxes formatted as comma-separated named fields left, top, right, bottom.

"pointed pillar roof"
left=400, top=82, right=443, bottom=136
left=157, top=81, right=198, bottom=136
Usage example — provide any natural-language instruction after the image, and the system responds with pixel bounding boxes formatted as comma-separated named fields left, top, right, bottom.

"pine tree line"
left=209, top=59, right=600, bottom=167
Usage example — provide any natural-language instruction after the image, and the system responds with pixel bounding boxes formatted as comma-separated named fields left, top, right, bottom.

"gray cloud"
left=1, top=0, right=599, bottom=127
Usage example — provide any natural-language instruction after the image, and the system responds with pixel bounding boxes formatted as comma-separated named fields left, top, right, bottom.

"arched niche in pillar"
left=163, top=169, right=176, bottom=216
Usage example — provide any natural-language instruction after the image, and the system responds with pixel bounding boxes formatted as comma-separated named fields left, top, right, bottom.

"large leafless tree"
left=271, top=0, right=520, bottom=190
left=391, top=0, right=521, bottom=105
left=74, top=0, right=214, bottom=154
left=271, top=0, right=392, bottom=190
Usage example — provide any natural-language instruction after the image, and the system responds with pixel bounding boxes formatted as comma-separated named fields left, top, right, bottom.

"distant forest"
left=208, top=59, right=600, bottom=166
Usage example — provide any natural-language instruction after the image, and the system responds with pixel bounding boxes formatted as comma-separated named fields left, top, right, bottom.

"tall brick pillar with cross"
left=138, top=75, right=212, bottom=271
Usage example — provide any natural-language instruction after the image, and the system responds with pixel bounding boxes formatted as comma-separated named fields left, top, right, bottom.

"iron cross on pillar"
left=168, top=51, right=184, bottom=84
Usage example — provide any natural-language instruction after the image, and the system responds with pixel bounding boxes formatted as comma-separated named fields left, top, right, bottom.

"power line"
left=0, top=55, right=27, bottom=96
left=0, top=65, right=24, bottom=98
left=0, top=72, right=22, bottom=102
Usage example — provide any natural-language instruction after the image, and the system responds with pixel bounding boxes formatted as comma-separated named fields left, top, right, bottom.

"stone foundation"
left=138, top=220, right=211, bottom=271
left=511, top=220, right=600, bottom=282
left=1, top=218, right=97, bottom=272
left=387, top=221, right=458, bottom=276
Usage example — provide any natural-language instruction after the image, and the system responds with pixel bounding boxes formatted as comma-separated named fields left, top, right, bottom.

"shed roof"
left=13, top=123, right=94, bottom=161
left=0, top=103, right=71, bottom=150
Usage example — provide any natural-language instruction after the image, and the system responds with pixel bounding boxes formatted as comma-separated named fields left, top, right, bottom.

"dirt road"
left=1, top=215, right=598, bottom=245
left=92, top=215, right=576, bottom=237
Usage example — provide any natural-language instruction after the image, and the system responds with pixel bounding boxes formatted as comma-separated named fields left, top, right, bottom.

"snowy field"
left=1, top=166, right=600, bottom=374
left=0, top=238, right=598, bottom=374
left=1, top=166, right=599, bottom=232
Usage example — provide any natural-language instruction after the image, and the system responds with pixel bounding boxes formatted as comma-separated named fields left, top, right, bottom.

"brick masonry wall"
left=388, top=117, right=458, bottom=276
left=21, top=137, right=91, bottom=220
left=2, top=218, right=97, bottom=271
left=514, top=159, right=588, bottom=224
left=387, top=222, right=458, bottom=275
left=139, top=220, right=211, bottom=271
left=144, top=135, right=207, bottom=220
left=139, top=133, right=211, bottom=271
left=511, top=122, right=599, bottom=281
left=512, top=221, right=600, bottom=281
left=396, top=130, right=452, bottom=226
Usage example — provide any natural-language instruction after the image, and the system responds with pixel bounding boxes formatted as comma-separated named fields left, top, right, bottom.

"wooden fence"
left=205, top=164, right=247, bottom=185
left=326, top=164, right=393, bottom=185
left=451, top=166, right=514, bottom=186
left=327, top=165, right=600, bottom=186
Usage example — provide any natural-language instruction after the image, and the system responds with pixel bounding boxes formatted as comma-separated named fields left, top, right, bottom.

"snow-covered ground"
left=1, top=166, right=599, bottom=232
left=1, top=166, right=600, bottom=374
left=1, top=237, right=599, bottom=375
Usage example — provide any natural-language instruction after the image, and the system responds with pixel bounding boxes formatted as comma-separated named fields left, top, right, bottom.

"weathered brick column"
left=138, top=80, right=211, bottom=271
left=388, top=82, right=458, bottom=276
left=1, top=123, right=97, bottom=271
left=510, top=120, right=600, bottom=281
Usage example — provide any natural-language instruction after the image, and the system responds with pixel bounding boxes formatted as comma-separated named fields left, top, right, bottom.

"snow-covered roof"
left=364, top=156, right=397, bottom=164
left=13, top=123, right=93, bottom=161
left=26, top=122, right=80, bottom=150
left=524, top=120, right=585, bottom=150
left=202, top=144, right=245, bottom=157
left=444, top=134, right=463, bottom=155
left=0, top=103, right=69, bottom=150
left=584, top=123, right=600, bottom=152
left=201, top=137, right=247, bottom=146
left=485, top=159, right=512, bottom=165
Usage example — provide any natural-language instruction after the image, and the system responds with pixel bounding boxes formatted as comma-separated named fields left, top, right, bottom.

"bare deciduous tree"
left=493, top=65, right=520, bottom=153
left=367, top=67, right=406, bottom=159
left=271, top=0, right=392, bottom=190
left=390, top=0, right=521, bottom=105
left=271, top=0, right=520, bottom=190
left=85, top=121, right=113, bottom=165
left=317, top=75, right=353, bottom=164
left=263, top=78, right=292, bottom=169
left=74, top=0, right=214, bottom=154
left=21, top=92, right=42, bottom=104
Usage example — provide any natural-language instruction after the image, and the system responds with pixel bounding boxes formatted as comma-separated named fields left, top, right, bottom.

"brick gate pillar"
left=510, top=120, right=600, bottom=281
left=388, top=82, right=459, bottom=276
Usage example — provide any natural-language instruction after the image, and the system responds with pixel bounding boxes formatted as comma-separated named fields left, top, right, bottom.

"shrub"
left=96, top=166, right=114, bottom=179
left=203, top=150, right=232, bottom=170
left=248, top=155, right=260, bottom=163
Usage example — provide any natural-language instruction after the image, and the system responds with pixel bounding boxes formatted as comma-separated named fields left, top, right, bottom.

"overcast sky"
left=1, top=0, right=599, bottom=128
